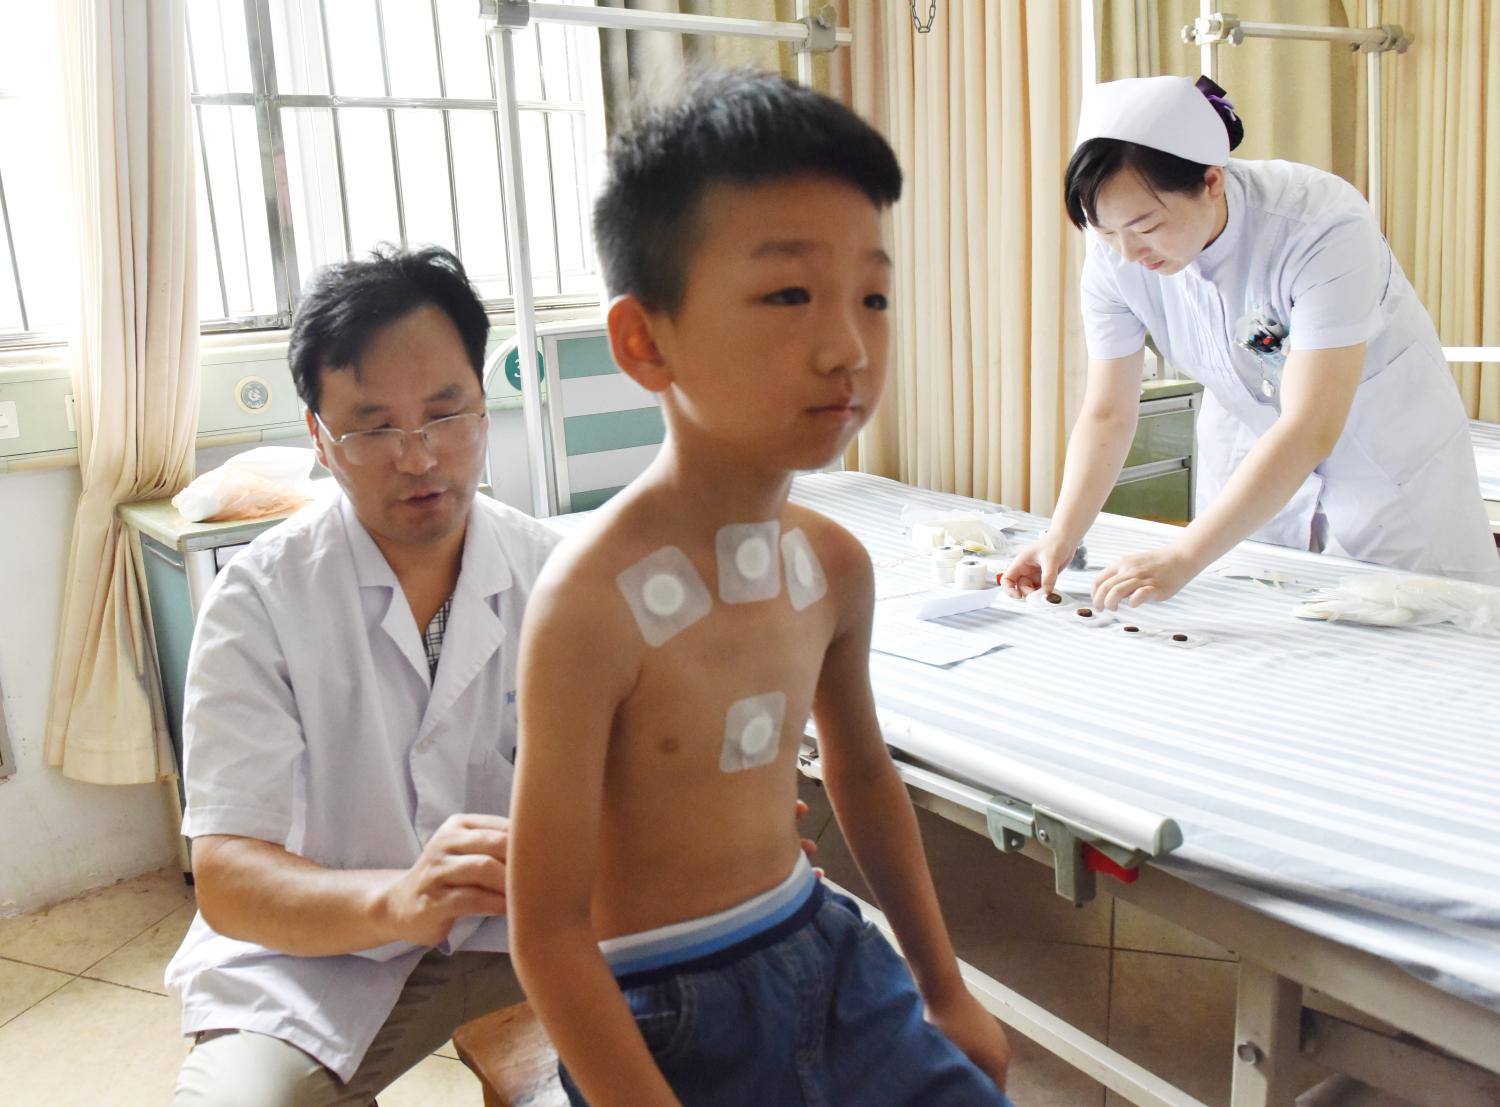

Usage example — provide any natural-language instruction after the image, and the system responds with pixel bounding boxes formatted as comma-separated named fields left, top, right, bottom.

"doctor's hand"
left=377, top=813, right=510, bottom=947
left=928, top=992, right=1012, bottom=1092
left=1092, top=543, right=1204, bottom=610
left=795, top=798, right=824, bottom=878
left=1000, top=534, right=1075, bottom=599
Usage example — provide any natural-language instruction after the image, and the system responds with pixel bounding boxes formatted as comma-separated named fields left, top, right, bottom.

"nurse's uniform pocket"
left=1343, top=344, right=1462, bottom=487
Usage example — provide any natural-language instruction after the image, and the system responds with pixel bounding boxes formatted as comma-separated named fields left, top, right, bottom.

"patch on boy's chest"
left=615, top=526, right=832, bottom=648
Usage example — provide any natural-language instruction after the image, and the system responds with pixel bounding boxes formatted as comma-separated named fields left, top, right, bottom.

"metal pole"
left=489, top=25, right=555, bottom=517
left=493, top=1, right=851, bottom=46
left=1079, top=0, right=1097, bottom=89
left=1199, top=0, right=1218, bottom=81
left=1366, top=0, right=1382, bottom=226
left=795, top=0, right=813, bottom=86
left=429, top=0, right=465, bottom=258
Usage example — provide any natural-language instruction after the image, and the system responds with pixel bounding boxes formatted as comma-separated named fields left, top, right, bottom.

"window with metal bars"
left=0, top=5, right=70, bottom=347
left=189, top=0, right=609, bottom=332
left=0, top=2, right=609, bottom=349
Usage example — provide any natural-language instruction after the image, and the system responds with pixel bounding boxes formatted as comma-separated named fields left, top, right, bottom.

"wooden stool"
left=452, top=1002, right=568, bottom=1107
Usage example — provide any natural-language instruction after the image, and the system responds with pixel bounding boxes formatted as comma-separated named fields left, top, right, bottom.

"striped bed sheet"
left=1473, top=420, right=1500, bottom=502
left=543, top=470, right=1500, bottom=1017
left=780, top=471, right=1500, bottom=1019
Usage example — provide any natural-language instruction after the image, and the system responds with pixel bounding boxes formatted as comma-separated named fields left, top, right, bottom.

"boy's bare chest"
left=616, top=598, right=837, bottom=760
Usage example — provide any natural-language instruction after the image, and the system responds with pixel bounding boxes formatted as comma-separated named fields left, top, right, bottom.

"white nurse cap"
left=1074, top=75, right=1232, bottom=167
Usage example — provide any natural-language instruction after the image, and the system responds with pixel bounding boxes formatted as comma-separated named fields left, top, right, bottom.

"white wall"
left=0, top=466, right=179, bottom=915
left=0, top=411, right=538, bottom=917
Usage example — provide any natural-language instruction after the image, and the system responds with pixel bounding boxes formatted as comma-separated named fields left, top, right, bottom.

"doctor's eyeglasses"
left=314, top=410, right=488, bottom=466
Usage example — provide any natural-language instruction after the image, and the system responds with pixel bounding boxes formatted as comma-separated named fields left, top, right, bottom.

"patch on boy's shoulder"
left=785, top=507, right=864, bottom=565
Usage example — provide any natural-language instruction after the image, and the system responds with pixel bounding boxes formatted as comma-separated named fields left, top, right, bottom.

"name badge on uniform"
left=1232, top=305, right=1287, bottom=403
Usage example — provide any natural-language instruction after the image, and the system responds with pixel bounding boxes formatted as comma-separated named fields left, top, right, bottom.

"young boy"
left=508, top=70, right=1016, bottom=1107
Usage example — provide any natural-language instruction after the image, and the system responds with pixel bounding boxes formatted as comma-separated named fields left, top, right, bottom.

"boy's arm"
left=812, top=535, right=1012, bottom=1089
left=507, top=564, right=680, bottom=1107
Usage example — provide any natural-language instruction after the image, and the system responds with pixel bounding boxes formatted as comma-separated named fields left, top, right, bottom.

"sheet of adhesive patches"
left=544, top=472, right=1500, bottom=1016
left=1473, top=420, right=1500, bottom=501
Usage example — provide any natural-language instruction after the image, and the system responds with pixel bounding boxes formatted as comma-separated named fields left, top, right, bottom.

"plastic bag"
left=1295, top=574, right=1500, bottom=635
left=172, top=447, right=317, bottom=523
left=899, top=504, right=1018, bottom=556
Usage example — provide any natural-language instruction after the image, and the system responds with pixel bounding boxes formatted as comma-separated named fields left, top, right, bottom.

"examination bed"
left=549, top=470, right=1500, bottom=1106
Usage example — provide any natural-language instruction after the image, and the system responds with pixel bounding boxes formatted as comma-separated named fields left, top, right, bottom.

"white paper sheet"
left=870, top=616, right=1008, bottom=666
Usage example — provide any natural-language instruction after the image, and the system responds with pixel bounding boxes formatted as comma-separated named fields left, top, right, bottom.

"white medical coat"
left=165, top=492, right=559, bottom=1080
left=1082, top=158, right=1499, bottom=582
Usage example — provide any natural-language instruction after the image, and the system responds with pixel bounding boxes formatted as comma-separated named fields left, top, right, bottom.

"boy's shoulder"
left=565, top=491, right=867, bottom=575
left=531, top=488, right=872, bottom=632
left=528, top=492, right=662, bottom=636
left=784, top=501, right=871, bottom=585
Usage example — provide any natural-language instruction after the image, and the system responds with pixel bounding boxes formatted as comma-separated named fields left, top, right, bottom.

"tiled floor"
left=0, top=787, right=1421, bottom=1106
left=0, top=868, right=485, bottom=1107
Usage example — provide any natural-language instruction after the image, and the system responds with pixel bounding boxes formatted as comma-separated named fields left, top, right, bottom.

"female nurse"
left=1002, top=75, right=1499, bottom=608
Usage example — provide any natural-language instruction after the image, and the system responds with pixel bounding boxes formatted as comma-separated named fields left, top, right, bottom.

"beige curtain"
left=845, top=0, right=1083, bottom=511
left=1097, top=1, right=1367, bottom=204
left=46, top=0, right=200, bottom=785
left=1381, top=0, right=1500, bottom=421
left=598, top=0, right=838, bottom=121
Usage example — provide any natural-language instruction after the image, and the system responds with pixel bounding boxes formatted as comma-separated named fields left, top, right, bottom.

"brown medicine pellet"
left=1171, top=633, right=1189, bottom=642
left=1123, top=625, right=1140, bottom=633
left=1045, top=592, right=1062, bottom=604
left=1076, top=608, right=1093, bottom=618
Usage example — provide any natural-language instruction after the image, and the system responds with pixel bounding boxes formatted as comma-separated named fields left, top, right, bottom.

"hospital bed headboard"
left=488, top=321, right=665, bottom=515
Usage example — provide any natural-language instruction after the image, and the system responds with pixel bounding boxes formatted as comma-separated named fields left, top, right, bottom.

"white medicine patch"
left=716, top=521, right=782, bottom=604
left=617, top=546, right=713, bottom=647
left=720, top=691, right=787, bottom=773
left=780, top=528, right=828, bottom=612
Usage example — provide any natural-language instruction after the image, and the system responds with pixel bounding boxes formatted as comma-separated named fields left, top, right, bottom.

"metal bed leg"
left=1231, top=963, right=1303, bottom=1107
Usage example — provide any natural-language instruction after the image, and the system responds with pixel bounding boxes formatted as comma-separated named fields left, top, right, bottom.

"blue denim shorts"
left=561, top=883, right=1015, bottom=1107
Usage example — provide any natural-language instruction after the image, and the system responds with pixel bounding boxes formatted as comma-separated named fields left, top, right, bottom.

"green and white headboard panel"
left=542, top=330, right=665, bottom=514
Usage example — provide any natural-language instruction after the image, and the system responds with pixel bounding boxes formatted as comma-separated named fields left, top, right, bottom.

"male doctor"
left=167, top=246, right=560, bottom=1105
left=1003, top=76, right=1498, bottom=608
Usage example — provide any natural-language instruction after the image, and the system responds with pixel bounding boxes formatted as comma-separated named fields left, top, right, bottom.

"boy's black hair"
left=288, top=244, right=489, bottom=413
left=592, top=67, right=902, bottom=315
left=1064, top=80, right=1246, bottom=230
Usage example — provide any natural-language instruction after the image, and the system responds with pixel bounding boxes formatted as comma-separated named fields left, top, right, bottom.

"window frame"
left=0, top=0, right=601, bottom=351
left=0, top=94, right=29, bottom=339
left=189, top=0, right=603, bottom=336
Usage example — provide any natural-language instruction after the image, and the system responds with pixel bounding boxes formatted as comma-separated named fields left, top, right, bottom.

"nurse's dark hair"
left=1064, top=85, right=1246, bottom=230
left=592, top=67, right=902, bottom=315
left=288, top=244, right=488, bottom=413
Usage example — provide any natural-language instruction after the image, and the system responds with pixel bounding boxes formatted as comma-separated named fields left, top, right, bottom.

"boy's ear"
left=606, top=295, right=673, bottom=393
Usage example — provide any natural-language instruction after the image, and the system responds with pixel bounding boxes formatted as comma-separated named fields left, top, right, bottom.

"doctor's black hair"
left=288, top=244, right=489, bottom=413
left=1064, top=81, right=1246, bottom=231
left=592, top=67, right=902, bottom=315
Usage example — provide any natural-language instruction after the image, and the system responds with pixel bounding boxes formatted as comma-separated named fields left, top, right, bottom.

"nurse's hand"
left=379, top=813, right=510, bottom=946
left=1092, top=543, right=1203, bottom=610
left=1000, top=534, right=1075, bottom=599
